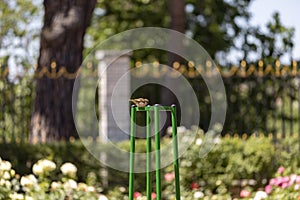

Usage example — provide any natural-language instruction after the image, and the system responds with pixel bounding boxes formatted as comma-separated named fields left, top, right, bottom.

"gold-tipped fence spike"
left=173, top=62, right=180, bottom=69
left=275, top=59, right=281, bottom=68
left=258, top=60, right=264, bottom=68
left=87, top=62, right=93, bottom=69
left=135, top=61, right=142, bottom=68
left=292, top=61, right=297, bottom=76
left=206, top=60, right=212, bottom=68
left=153, top=60, right=159, bottom=67
left=241, top=60, right=247, bottom=68
left=188, top=61, right=195, bottom=68
left=51, top=62, right=57, bottom=69
left=293, top=60, right=297, bottom=67
left=258, top=64, right=263, bottom=77
left=275, top=63, right=281, bottom=77
left=240, top=62, right=246, bottom=77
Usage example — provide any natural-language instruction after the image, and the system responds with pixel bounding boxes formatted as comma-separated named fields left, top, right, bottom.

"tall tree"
left=30, top=0, right=96, bottom=142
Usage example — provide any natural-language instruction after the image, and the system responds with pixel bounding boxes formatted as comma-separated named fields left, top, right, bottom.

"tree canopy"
left=86, top=0, right=295, bottom=65
left=0, top=0, right=42, bottom=67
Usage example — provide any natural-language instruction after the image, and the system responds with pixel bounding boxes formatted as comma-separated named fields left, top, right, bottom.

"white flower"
left=166, top=126, right=186, bottom=135
left=177, top=126, right=187, bottom=134
left=119, top=186, right=126, bottom=192
left=9, top=193, right=24, bottom=200
left=60, top=162, right=77, bottom=177
left=5, top=180, right=11, bottom=188
left=77, top=182, right=88, bottom=191
left=193, top=191, right=204, bottom=199
left=20, top=175, right=37, bottom=188
left=215, top=180, right=222, bottom=186
left=63, top=179, right=77, bottom=190
left=213, top=137, right=222, bottom=144
left=0, top=160, right=12, bottom=171
left=3, top=171, right=11, bottom=179
left=0, top=179, right=5, bottom=186
left=195, top=138, right=203, bottom=146
left=51, top=181, right=62, bottom=190
left=87, top=186, right=96, bottom=192
left=32, top=159, right=56, bottom=175
left=32, top=163, right=43, bottom=175
left=25, top=196, right=34, bottom=200
left=254, top=191, right=268, bottom=200
left=98, top=194, right=108, bottom=200
left=40, top=159, right=56, bottom=172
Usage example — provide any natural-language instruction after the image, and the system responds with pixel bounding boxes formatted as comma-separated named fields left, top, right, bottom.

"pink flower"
left=190, top=182, right=200, bottom=190
left=290, top=174, right=297, bottom=185
left=269, top=178, right=277, bottom=186
left=133, top=192, right=142, bottom=199
left=151, top=192, right=156, bottom=199
left=296, top=176, right=300, bottom=183
left=281, top=182, right=289, bottom=189
left=277, top=166, right=285, bottom=174
left=276, top=176, right=284, bottom=186
left=240, top=189, right=251, bottom=198
left=283, top=176, right=290, bottom=182
left=265, top=185, right=272, bottom=194
left=164, top=172, right=175, bottom=182
left=295, top=184, right=300, bottom=190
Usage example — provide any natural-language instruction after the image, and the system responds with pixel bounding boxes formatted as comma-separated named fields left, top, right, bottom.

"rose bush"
left=262, top=166, right=300, bottom=199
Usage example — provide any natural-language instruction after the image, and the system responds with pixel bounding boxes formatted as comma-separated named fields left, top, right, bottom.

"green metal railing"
left=129, top=104, right=181, bottom=200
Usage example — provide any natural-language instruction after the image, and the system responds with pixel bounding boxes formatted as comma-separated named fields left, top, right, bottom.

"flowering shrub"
left=1, top=128, right=300, bottom=199
left=263, top=166, right=300, bottom=199
left=0, top=157, right=107, bottom=200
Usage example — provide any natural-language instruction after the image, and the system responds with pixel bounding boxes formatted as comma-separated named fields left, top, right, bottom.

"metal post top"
left=131, top=104, right=176, bottom=111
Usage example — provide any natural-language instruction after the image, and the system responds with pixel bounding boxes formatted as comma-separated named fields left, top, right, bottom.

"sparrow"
left=129, top=98, right=149, bottom=107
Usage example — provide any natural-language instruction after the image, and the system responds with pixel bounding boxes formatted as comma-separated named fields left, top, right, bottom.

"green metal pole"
left=171, top=105, right=181, bottom=200
left=129, top=105, right=136, bottom=200
left=146, top=107, right=152, bottom=200
left=154, top=105, right=161, bottom=200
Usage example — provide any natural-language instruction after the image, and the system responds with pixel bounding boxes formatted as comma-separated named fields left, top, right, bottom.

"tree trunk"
left=161, top=0, right=186, bottom=135
left=30, top=0, right=96, bottom=143
left=168, top=0, right=186, bottom=64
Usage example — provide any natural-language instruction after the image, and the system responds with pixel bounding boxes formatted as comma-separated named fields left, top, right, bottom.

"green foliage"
left=0, top=73, right=33, bottom=142
left=86, top=0, right=295, bottom=65
left=0, top=0, right=42, bottom=66
left=186, top=0, right=252, bottom=59
left=241, top=12, right=295, bottom=64
left=178, top=133, right=276, bottom=197
left=1, top=131, right=300, bottom=199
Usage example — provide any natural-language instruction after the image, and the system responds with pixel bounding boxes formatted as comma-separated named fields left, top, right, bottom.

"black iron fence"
left=0, top=61, right=300, bottom=142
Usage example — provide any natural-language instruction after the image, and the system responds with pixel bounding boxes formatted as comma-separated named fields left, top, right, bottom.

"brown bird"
left=129, top=98, right=149, bottom=107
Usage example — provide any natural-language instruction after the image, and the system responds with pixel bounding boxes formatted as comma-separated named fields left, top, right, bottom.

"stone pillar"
left=96, top=50, right=131, bottom=142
